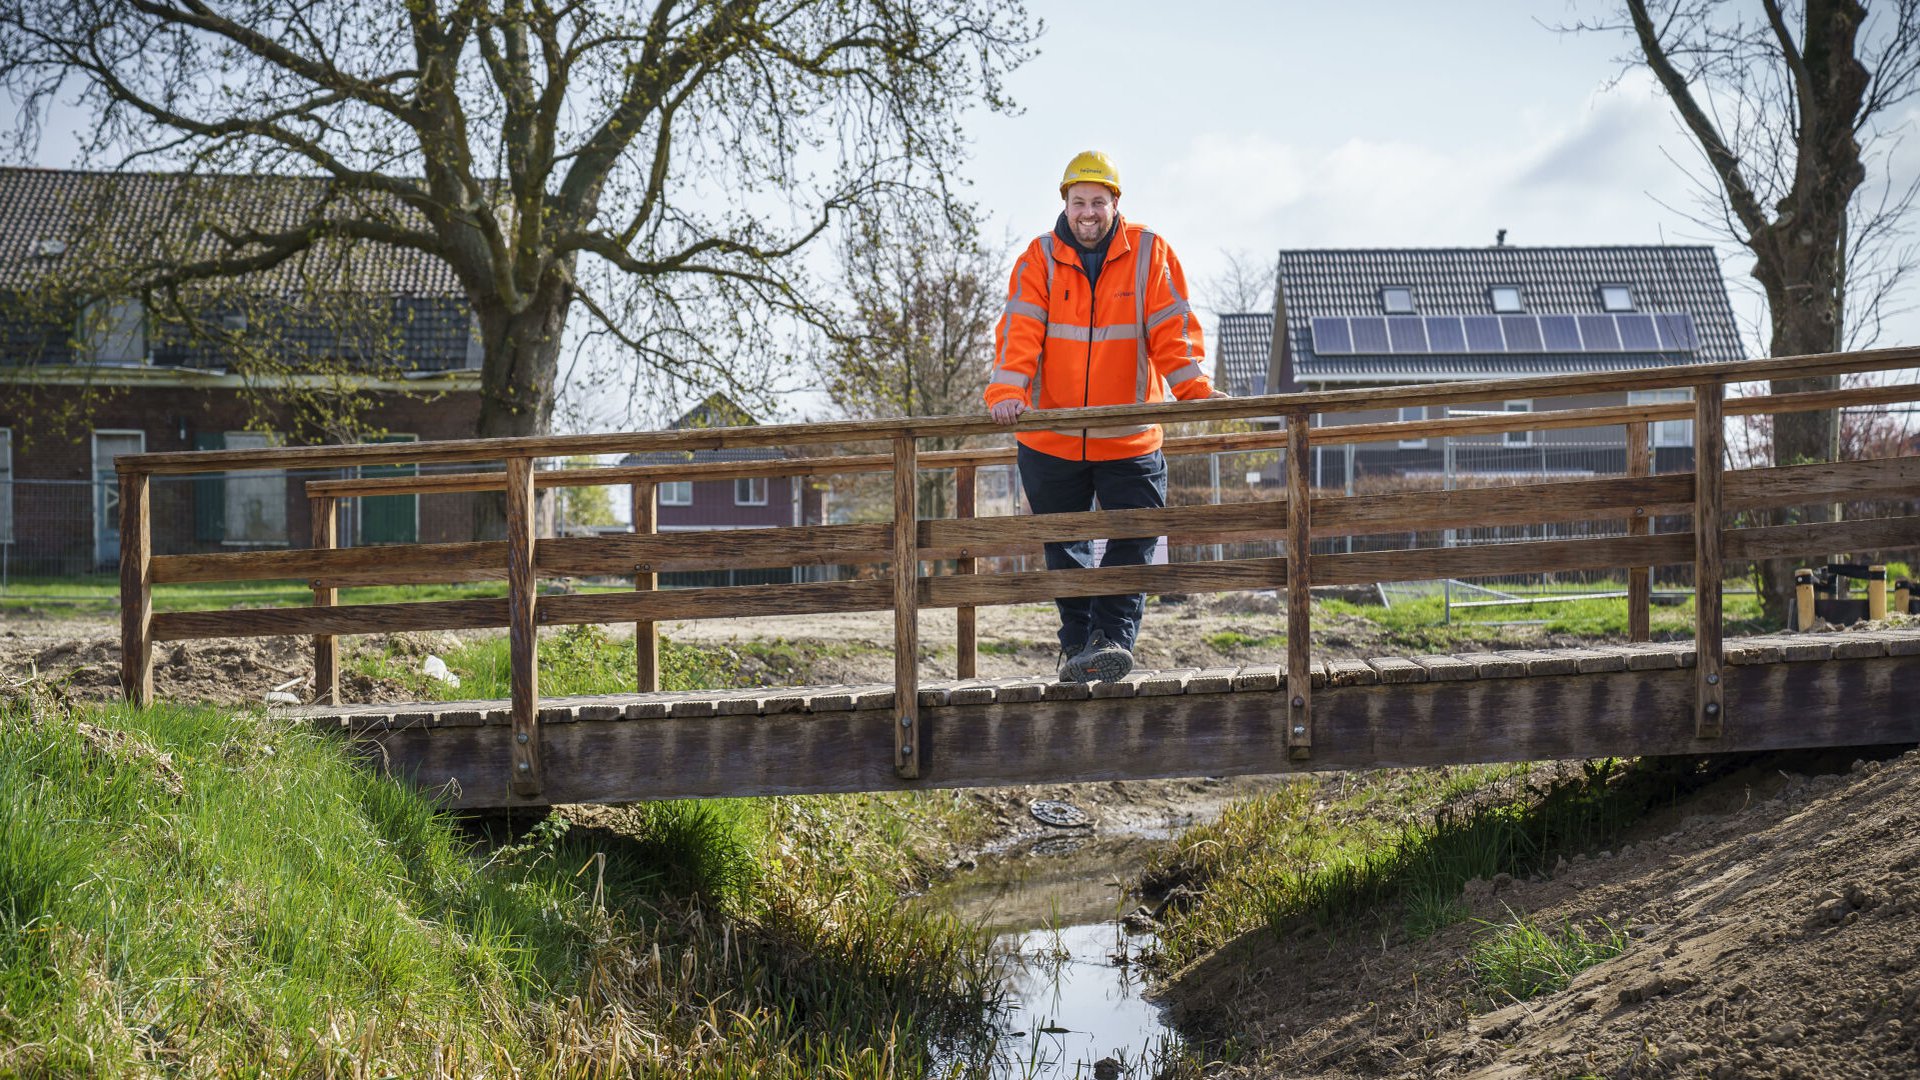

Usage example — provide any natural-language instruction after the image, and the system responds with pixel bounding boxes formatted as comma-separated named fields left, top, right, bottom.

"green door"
left=358, top=435, right=418, bottom=545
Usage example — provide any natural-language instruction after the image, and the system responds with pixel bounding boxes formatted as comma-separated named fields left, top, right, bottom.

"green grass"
left=1205, top=629, right=1286, bottom=652
left=0, top=575, right=626, bottom=614
left=2, top=624, right=1011, bottom=1076
left=1470, top=913, right=1628, bottom=1004
left=351, top=623, right=732, bottom=700
left=1318, top=586, right=1767, bottom=649
left=1142, top=757, right=1717, bottom=972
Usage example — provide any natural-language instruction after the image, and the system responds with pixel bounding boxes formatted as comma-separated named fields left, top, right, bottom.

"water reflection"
left=916, top=833, right=1183, bottom=1078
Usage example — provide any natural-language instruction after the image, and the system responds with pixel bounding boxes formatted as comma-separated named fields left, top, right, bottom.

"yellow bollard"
left=1795, top=568, right=1816, bottom=632
left=1869, top=565, right=1887, bottom=621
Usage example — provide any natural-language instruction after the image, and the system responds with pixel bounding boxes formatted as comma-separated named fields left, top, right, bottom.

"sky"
left=961, top=0, right=1920, bottom=362
left=10, top=1, right=1918, bottom=426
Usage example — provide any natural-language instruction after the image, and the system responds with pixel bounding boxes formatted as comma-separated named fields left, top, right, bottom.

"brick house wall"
left=0, top=382, right=479, bottom=573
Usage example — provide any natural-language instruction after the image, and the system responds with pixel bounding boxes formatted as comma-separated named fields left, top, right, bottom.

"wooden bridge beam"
left=631, top=480, right=659, bottom=693
left=893, top=434, right=921, bottom=779
left=310, top=494, right=339, bottom=705
left=1695, top=384, right=1725, bottom=738
left=1286, top=412, right=1312, bottom=760
left=955, top=465, right=979, bottom=681
left=118, top=469, right=153, bottom=707
left=1627, top=420, right=1652, bottom=643
left=507, top=456, right=543, bottom=796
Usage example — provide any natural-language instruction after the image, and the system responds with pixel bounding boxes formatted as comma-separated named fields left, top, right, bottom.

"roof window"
left=1380, top=287, right=1414, bottom=314
left=1600, top=285, right=1634, bottom=312
left=1490, top=286, right=1525, bottom=313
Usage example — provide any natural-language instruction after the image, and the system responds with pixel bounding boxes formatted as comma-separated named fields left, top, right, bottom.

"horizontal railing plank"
left=153, top=597, right=511, bottom=641
left=920, top=558, right=1288, bottom=608
left=119, top=347, right=1920, bottom=474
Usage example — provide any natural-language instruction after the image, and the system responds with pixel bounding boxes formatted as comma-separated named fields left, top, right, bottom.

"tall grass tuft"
left=1471, top=912, right=1628, bottom=1003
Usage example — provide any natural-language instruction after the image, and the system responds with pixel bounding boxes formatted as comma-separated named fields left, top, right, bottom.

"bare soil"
left=1172, top=747, right=1920, bottom=1080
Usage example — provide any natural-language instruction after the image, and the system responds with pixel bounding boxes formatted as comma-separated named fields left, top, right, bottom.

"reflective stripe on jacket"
left=985, top=217, right=1213, bottom=461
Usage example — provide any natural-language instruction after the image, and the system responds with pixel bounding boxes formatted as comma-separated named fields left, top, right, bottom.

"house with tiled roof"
left=0, top=166, right=484, bottom=572
left=619, top=393, right=827, bottom=585
left=1223, top=244, right=1744, bottom=489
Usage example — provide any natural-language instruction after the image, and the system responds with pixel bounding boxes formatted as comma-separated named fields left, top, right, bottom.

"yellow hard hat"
left=1059, top=150, right=1121, bottom=198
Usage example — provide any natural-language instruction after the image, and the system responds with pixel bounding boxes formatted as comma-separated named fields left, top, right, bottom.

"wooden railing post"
left=1285, top=413, right=1312, bottom=760
left=118, top=468, right=153, bottom=707
left=630, top=480, right=659, bottom=692
left=954, top=464, right=978, bottom=680
left=507, top=456, right=543, bottom=795
left=1694, top=383, right=1724, bottom=739
left=893, top=434, right=921, bottom=779
left=1626, top=420, right=1652, bottom=642
left=310, top=494, right=339, bottom=705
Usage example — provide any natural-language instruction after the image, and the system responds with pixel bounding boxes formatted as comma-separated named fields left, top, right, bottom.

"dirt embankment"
left=1173, top=748, right=1920, bottom=1080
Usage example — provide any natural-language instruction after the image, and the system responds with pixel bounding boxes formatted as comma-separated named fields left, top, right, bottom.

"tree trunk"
left=470, top=273, right=572, bottom=540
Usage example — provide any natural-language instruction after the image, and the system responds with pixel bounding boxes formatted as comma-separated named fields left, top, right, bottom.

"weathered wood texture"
left=311, top=495, right=339, bottom=705
left=506, top=457, right=542, bottom=795
left=1695, top=385, right=1725, bottom=738
left=893, top=435, right=920, bottom=779
left=631, top=481, right=659, bottom=693
left=1286, top=415, right=1312, bottom=759
left=320, top=632, right=1920, bottom=807
left=955, top=465, right=979, bottom=680
left=1626, top=422, right=1651, bottom=643
left=121, top=348, right=1920, bottom=474
left=119, top=471, right=152, bottom=706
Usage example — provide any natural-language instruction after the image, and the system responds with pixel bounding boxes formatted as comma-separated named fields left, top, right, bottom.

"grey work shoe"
left=1056, top=641, right=1086, bottom=682
left=1060, top=631, right=1134, bottom=684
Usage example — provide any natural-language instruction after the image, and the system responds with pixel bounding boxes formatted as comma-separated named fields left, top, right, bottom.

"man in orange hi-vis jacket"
left=985, top=149, right=1226, bottom=683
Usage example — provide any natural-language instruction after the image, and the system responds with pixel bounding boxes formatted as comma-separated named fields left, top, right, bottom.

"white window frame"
left=1380, top=286, right=1415, bottom=314
left=734, top=476, right=768, bottom=506
left=1503, top=400, right=1533, bottom=446
left=1599, top=284, right=1635, bottom=312
left=1397, top=406, right=1431, bottom=449
left=1629, top=388, right=1694, bottom=447
left=1490, top=286, right=1525, bottom=313
left=659, top=480, right=693, bottom=506
left=220, top=430, right=289, bottom=546
left=80, top=297, right=147, bottom=364
left=0, top=427, right=12, bottom=546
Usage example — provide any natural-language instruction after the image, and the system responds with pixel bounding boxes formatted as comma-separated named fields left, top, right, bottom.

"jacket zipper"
left=1082, top=266, right=1095, bottom=461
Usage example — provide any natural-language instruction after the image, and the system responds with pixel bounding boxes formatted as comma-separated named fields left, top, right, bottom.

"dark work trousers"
left=1016, top=443, right=1168, bottom=652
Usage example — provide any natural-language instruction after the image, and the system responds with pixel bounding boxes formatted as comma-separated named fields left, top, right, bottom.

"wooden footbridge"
left=113, top=350, right=1920, bottom=808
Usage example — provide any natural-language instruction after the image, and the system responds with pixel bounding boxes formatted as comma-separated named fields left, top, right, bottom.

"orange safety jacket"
left=985, top=216, right=1214, bottom=461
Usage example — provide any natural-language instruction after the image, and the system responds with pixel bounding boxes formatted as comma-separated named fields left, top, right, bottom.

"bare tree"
left=1204, top=248, right=1278, bottom=317
left=814, top=203, right=1001, bottom=518
left=0, top=1, right=1037, bottom=444
left=1577, top=0, right=1920, bottom=621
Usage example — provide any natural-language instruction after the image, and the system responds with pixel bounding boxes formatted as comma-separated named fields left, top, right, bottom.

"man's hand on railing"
left=1208, top=389, right=1230, bottom=399
left=990, top=400, right=1027, bottom=425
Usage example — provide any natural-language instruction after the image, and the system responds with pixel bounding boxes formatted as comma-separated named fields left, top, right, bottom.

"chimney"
left=1495, top=228, right=1507, bottom=247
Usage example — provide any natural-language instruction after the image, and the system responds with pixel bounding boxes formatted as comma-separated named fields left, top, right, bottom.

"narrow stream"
left=915, top=824, right=1193, bottom=1078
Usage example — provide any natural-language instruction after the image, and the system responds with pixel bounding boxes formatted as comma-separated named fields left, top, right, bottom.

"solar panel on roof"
left=1502, top=315, right=1544, bottom=352
left=1463, top=315, right=1505, bottom=351
left=1425, top=316, right=1467, bottom=352
left=1350, top=316, right=1390, bottom=353
left=1577, top=314, right=1620, bottom=351
left=1301, top=312, right=1700, bottom=357
left=1310, top=316, right=1352, bottom=354
left=1617, top=313, right=1658, bottom=350
left=1539, top=315, right=1582, bottom=351
left=1388, top=317, right=1429, bottom=353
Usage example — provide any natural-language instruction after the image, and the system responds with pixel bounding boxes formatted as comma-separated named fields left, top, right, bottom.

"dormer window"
left=80, top=298, right=147, bottom=364
left=1380, top=287, right=1414, bottom=314
left=1599, top=285, right=1635, bottom=312
left=1490, top=286, right=1525, bottom=313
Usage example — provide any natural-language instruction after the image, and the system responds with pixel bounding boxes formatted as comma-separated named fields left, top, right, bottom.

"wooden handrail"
left=109, top=344, right=1920, bottom=801
left=294, top=380, right=1920, bottom=500
left=117, top=347, right=1920, bottom=476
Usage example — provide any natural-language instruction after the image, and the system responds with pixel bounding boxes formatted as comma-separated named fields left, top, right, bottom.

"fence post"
left=310, top=494, right=339, bottom=705
left=1694, top=383, right=1724, bottom=739
left=1869, top=565, right=1888, bottom=621
left=893, top=434, right=921, bottom=779
left=1627, top=420, right=1651, bottom=642
left=630, top=480, right=659, bottom=692
left=954, top=464, right=978, bottom=680
left=118, top=468, right=152, bottom=707
left=1286, top=412, right=1313, bottom=761
left=507, top=455, right=543, bottom=795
